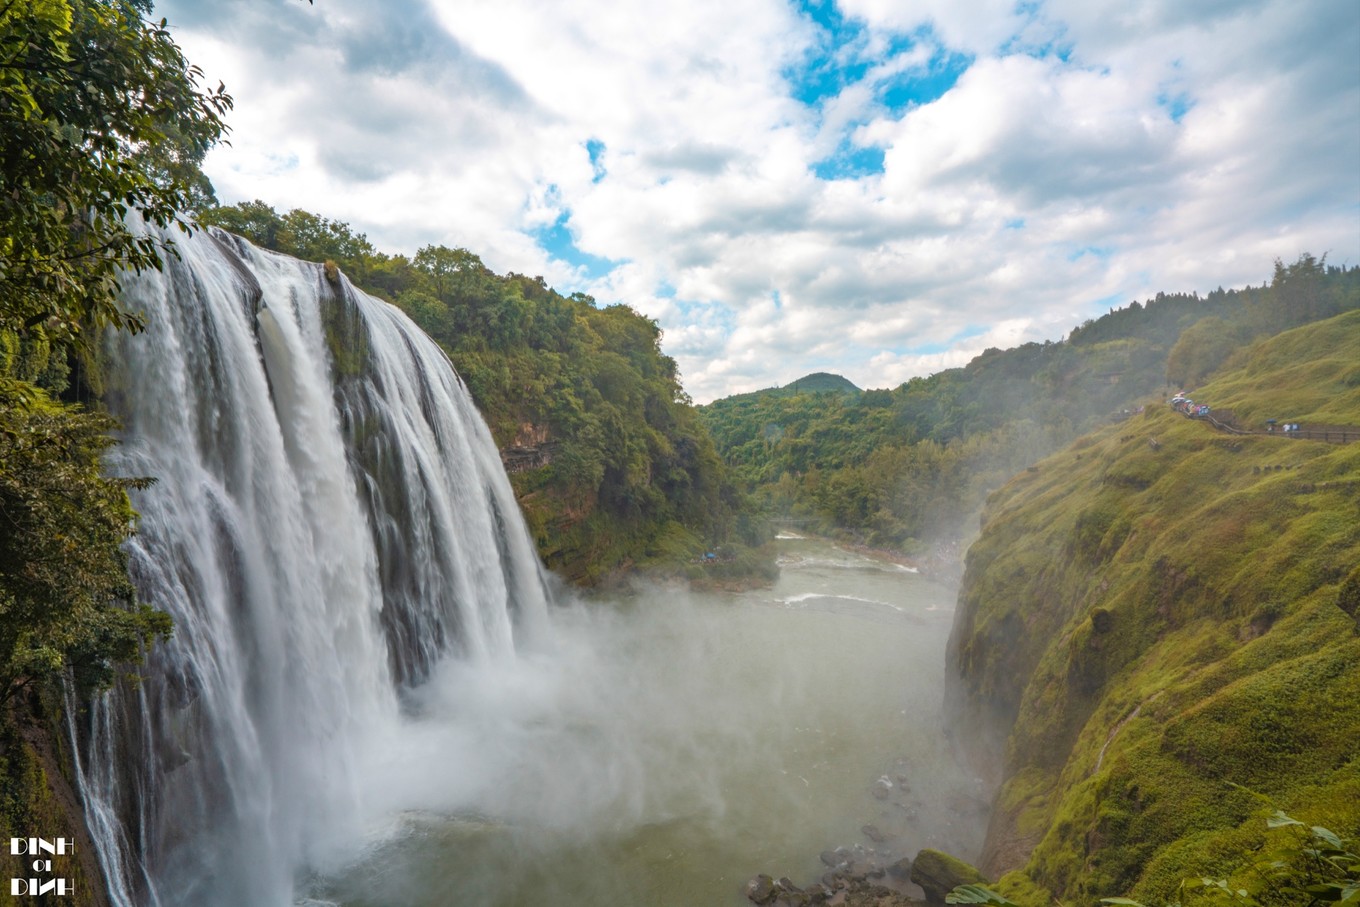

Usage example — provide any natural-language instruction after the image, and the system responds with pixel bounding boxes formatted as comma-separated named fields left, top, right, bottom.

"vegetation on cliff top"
left=946, top=310, right=1360, bottom=905
left=201, top=200, right=770, bottom=585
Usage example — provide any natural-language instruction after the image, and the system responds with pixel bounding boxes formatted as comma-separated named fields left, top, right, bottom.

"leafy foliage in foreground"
left=1, top=0, right=230, bottom=348
left=948, top=882, right=1020, bottom=904
left=202, top=200, right=768, bottom=584
left=699, top=258, right=1360, bottom=552
left=1100, top=812, right=1359, bottom=906
left=1, top=0, right=222, bottom=698
left=953, top=812, right=1359, bottom=907
left=0, top=392, right=171, bottom=699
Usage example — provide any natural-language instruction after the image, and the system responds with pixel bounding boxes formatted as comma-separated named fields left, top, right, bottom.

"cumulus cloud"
left=157, top=0, right=1360, bottom=402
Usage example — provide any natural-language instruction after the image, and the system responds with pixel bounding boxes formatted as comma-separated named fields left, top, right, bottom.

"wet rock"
left=821, top=848, right=849, bottom=868
left=861, top=824, right=887, bottom=843
left=911, top=848, right=988, bottom=904
left=773, top=877, right=809, bottom=907
left=887, top=856, right=913, bottom=880
left=871, top=776, right=893, bottom=800
left=747, top=873, right=778, bottom=904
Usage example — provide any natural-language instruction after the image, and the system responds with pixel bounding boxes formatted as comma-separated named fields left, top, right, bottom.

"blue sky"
left=161, top=0, right=1359, bottom=401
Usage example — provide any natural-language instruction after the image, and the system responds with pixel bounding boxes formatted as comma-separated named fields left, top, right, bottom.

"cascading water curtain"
left=74, top=225, right=551, bottom=907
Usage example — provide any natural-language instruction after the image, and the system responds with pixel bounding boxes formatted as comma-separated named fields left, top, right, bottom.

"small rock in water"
left=747, top=873, right=777, bottom=904
left=861, top=824, right=887, bottom=843
left=773, top=876, right=810, bottom=907
left=871, top=776, right=893, bottom=800
left=887, top=856, right=913, bottom=880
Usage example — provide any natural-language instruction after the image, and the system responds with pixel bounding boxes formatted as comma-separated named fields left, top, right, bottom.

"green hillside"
left=946, top=310, right=1360, bottom=905
left=699, top=257, right=1360, bottom=554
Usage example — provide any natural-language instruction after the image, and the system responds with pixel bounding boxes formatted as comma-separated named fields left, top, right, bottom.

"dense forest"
left=700, top=257, right=1360, bottom=556
left=199, top=201, right=770, bottom=585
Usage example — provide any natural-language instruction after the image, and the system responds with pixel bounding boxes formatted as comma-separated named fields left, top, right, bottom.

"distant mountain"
left=718, top=372, right=862, bottom=402
left=777, top=372, right=861, bottom=395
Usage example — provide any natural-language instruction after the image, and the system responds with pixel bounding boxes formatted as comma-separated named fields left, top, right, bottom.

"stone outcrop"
left=909, top=848, right=987, bottom=904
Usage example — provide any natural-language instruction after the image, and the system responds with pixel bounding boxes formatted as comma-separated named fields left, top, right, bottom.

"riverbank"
left=836, top=537, right=969, bottom=586
left=738, top=539, right=992, bottom=906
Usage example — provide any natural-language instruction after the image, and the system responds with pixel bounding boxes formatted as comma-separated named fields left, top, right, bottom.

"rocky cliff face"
left=2, top=690, right=110, bottom=907
left=945, top=312, right=1360, bottom=905
left=500, top=422, right=559, bottom=473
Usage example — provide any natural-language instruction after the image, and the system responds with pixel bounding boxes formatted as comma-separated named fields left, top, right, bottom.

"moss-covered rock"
left=910, top=848, right=988, bottom=904
left=1, top=691, right=110, bottom=906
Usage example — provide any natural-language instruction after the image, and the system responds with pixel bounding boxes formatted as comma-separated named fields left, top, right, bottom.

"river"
left=306, top=535, right=989, bottom=906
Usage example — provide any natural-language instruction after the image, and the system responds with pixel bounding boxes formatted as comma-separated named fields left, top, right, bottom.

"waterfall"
left=75, top=225, right=551, bottom=906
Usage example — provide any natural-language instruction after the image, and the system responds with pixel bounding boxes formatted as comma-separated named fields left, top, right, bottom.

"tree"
left=1270, top=252, right=1329, bottom=328
left=0, top=399, right=172, bottom=700
left=0, top=0, right=219, bottom=696
left=413, top=244, right=485, bottom=301
left=199, top=198, right=286, bottom=250
left=277, top=208, right=376, bottom=270
left=0, top=0, right=231, bottom=347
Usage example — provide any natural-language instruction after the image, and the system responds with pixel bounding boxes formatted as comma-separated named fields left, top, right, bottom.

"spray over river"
left=309, top=538, right=989, bottom=906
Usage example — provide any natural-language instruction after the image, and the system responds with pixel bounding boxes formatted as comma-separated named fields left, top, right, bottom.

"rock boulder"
left=909, top=848, right=987, bottom=904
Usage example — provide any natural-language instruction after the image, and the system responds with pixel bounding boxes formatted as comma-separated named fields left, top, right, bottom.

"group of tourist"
left=1169, top=393, right=1211, bottom=418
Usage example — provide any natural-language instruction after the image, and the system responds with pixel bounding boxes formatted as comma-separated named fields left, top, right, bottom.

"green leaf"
left=946, top=884, right=1019, bottom=905
left=1313, top=827, right=1346, bottom=850
left=1267, top=811, right=1306, bottom=829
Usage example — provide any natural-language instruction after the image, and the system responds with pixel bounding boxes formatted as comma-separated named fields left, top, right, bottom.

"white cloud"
left=158, top=0, right=1360, bottom=403
left=837, top=0, right=1030, bottom=54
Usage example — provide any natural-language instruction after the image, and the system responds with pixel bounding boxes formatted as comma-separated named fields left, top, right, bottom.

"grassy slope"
left=947, top=310, right=1360, bottom=904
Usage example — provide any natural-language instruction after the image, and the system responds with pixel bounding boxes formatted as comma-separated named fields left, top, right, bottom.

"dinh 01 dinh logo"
left=10, top=838, right=73, bottom=896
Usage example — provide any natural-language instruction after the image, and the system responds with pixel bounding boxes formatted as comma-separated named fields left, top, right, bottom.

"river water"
left=308, top=536, right=988, bottom=906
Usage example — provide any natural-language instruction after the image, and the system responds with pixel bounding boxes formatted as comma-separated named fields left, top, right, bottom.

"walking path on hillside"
left=1168, top=395, right=1360, bottom=443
